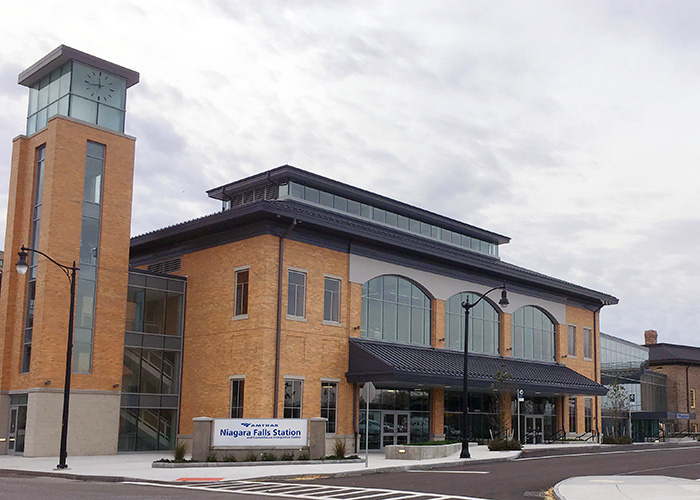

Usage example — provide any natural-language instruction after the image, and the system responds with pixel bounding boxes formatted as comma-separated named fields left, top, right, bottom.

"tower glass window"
left=287, top=270, right=306, bottom=318
left=568, top=325, right=576, bottom=357
left=445, top=292, right=500, bottom=354
left=361, top=276, right=431, bottom=346
left=284, top=379, right=303, bottom=418
left=234, top=269, right=249, bottom=317
left=230, top=379, right=244, bottom=418
left=324, top=277, right=341, bottom=323
left=511, top=306, right=556, bottom=362
left=321, top=382, right=338, bottom=433
left=584, top=328, right=592, bottom=359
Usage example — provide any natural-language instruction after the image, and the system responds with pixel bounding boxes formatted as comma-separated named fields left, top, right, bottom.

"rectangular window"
left=567, top=325, right=576, bottom=357
left=284, top=379, right=303, bottom=418
left=234, top=269, right=249, bottom=317
left=691, top=389, right=696, bottom=409
left=323, top=277, right=341, bottom=323
left=230, top=379, right=244, bottom=418
left=287, top=270, right=306, bottom=318
left=321, top=381, right=338, bottom=433
left=584, top=397, right=593, bottom=433
left=584, top=328, right=592, bottom=359
left=568, top=397, right=577, bottom=432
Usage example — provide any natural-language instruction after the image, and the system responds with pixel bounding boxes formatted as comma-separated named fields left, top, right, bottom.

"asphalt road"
left=1, top=443, right=699, bottom=500
left=302, top=443, right=700, bottom=500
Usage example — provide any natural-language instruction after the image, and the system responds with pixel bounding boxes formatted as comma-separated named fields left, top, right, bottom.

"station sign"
left=212, top=418, right=308, bottom=447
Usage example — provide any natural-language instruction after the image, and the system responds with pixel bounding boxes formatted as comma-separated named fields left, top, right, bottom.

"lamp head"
left=498, top=288, right=509, bottom=308
left=15, top=246, right=29, bottom=275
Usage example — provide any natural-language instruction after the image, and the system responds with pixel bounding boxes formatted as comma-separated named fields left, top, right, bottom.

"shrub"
left=223, top=453, right=238, bottom=462
left=487, top=439, right=522, bottom=451
left=332, top=438, right=347, bottom=459
left=205, top=453, right=218, bottom=462
left=602, top=435, right=633, bottom=444
left=297, top=451, right=310, bottom=461
left=173, top=441, right=188, bottom=462
left=261, top=452, right=277, bottom=461
left=244, top=452, right=258, bottom=462
left=281, top=452, right=295, bottom=461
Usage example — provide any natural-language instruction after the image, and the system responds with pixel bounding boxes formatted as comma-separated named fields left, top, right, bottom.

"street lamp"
left=16, top=245, right=78, bottom=470
left=461, top=282, right=509, bottom=459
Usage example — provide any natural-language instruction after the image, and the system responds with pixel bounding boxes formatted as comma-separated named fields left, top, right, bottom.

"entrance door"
left=7, top=404, right=27, bottom=455
left=524, top=416, right=543, bottom=444
left=382, top=411, right=410, bottom=448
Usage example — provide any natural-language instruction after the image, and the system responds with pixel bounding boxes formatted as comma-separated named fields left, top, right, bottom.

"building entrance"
left=7, top=394, right=28, bottom=455
left=382, top=411, right=410, bottom=447
left=524, top=416, right=544, bottom=444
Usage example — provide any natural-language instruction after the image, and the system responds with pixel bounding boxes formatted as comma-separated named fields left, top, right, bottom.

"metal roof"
left=648, top=343, right=700, bottom=366
left=347, top=337, right=608, bottom=396
left=18, top=45, right=139, bottom=88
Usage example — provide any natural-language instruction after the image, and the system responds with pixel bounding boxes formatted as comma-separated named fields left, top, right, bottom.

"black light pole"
left=460, top=283, right=509, bottom=459
left=16, top=245, right=78, bottom=470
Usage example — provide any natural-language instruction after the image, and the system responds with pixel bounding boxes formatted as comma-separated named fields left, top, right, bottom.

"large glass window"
left=120, top=272, right=185, bottom=452
left=568, top=325, right=576, bottom=357
left=511, top=306, right=556, bottom=362
left=584, top=328, right=592, bottom=359
left=324, top=277, right=341, bottom=323
left=234, top=269, right=249, bottom=317
left=284, top=379, right=303, bottom=418
left=445, top=292, right=500, bottom=354
left=21, top=146, right=45, bottom=373
left=287, top=270, right=306, bottom=318
left=569, top=397, right=577, bottom=432
left=361, top=276, right=431, bottom=346
left=584, top=397, right=593, bottom=432
left=230, top=379, right=244, bottom=418
left=321, top=381, right=338, bottom=433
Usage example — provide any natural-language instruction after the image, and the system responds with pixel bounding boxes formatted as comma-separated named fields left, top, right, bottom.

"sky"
left=0, top=1, right=698, bottom=346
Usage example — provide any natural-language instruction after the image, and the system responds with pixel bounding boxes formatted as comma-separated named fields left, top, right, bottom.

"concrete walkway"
left=554, top=475, right=700, bottom=500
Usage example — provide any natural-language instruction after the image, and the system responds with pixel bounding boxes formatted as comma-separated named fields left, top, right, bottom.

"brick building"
left=1, top=46, right=618, bottom=457
left=645, top=330, right=700, bottom=434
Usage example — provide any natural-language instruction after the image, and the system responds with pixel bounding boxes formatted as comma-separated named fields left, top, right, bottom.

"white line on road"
left=517, top=445, right=700, bottom=461
left=407, top=471, right=490, bottom=474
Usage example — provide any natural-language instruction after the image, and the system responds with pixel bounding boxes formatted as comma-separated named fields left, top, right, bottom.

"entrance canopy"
left=347, top=338, right=607, bottom=396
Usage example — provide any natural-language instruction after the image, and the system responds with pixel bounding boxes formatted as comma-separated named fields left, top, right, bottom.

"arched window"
left=511, top=306, right=556, bottom=361
left=445, top=292, right=500, bottom=355
left=361, top=276, right=431, bottom=346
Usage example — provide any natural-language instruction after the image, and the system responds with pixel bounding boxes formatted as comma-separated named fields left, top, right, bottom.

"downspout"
left=593, top=302, right=604, bottom=440
left=686, top=366, right=691, bottom=432
left=273, top=219, right=298, bottom=417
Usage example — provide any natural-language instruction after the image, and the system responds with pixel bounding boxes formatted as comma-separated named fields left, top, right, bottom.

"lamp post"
left=16, top=245, right=78, bottom=470
left=460, top=283, right=509, bottom=459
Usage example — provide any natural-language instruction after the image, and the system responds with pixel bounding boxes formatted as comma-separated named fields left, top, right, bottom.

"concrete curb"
left=152, top=458, right=365, bottom=468
left=552, top=477, right=567, bottom=500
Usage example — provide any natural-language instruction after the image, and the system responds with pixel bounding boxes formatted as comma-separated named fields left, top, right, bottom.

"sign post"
left=517, top=389, right=524, bottom=442
left=360, top=382, right=376, bottom=468
left=629, top=393, right=635, bottom=439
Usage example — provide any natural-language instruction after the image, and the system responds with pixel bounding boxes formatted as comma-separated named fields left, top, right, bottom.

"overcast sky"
left=1, top=1, right=698, bottom=346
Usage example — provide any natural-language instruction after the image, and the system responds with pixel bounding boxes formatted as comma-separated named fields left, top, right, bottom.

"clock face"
left=84, top=71, right=116, bottom=103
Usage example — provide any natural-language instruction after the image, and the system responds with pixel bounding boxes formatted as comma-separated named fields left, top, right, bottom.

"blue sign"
left=677, top=413, right=690, bottom=420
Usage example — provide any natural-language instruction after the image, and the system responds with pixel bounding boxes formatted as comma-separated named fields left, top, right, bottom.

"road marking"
left=621, top=461, right=700, bottom=475
left=517, top=445, right=700, bottom=461
left=125, top=479, right=497, bottom=500
left=407, top=470, right=490, bottom=474
left=176, top=477, right=224, bottom=481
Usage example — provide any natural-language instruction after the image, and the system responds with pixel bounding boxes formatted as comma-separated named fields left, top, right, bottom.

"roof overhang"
left=347, top=338, right=608, bottom=396
left=18, top=45, right=139, bottom=88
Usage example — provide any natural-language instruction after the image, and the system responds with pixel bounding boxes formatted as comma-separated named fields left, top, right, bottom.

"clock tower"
left=0, top=46, right=139, bottom=456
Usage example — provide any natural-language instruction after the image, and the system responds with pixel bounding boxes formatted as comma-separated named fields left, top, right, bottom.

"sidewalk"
left=0, top=444, right=521, bottom=483
left=554, top=475, right=700, bottom=500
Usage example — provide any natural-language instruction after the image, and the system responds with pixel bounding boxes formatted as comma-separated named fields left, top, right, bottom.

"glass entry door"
left=8, top=404, right=27, bottom=455
left=524, top=416, right=543, bottom=444
left=382, top=411, right=410, bottom=447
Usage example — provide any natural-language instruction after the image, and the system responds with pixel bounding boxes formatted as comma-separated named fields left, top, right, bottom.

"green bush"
left=222, top=453, right=237, bottom=462
left=297, top=451, right=310, bottom=461
left=244, top=452, right=258, bottom=462
left=487, top=439, right=522, bottom=451
left=205, top=453, right=218, bottom=462
left=280, top=452, right=295, bottom=461
left=261, top=452, right=277, bottom=461
left=173, top=441, right=188, bottom=462
left=602, top=435, right=632, bottom=444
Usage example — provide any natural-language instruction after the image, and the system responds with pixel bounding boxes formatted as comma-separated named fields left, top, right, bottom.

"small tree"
left=606, top=382, right=629, bottom=437
left=489, top=365, right=517, bottom=440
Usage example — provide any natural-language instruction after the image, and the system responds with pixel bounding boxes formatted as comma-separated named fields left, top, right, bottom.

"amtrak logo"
left=240, top=422, right=280, bottom=428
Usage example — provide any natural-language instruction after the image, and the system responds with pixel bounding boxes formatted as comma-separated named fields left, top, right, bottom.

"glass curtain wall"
left=118, top=272, right=185, bottom=452
left=444, top=292, right=500, bottom=354
left=444, top=391, right=501, bottom=442
left=358, top=389, right=430, bottom=450
left=511, top=306, right=556, bottom=362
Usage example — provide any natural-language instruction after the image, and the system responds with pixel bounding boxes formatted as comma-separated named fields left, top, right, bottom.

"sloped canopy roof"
left=347, top=338, right=607, bottom=396
left=648, top=343, right=700, bottom=366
